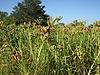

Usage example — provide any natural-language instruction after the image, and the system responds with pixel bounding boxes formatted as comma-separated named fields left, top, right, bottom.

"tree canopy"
left=0, top=11, right=8, bottom=21
left=11, top=0, right=49, bottom=26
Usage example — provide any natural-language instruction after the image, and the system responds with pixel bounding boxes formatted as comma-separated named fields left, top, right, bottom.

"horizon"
left=0, top=0, right=100, bottom=24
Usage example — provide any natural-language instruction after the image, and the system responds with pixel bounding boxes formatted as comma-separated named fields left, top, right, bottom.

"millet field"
left=0, top=18, right=100, bottom=75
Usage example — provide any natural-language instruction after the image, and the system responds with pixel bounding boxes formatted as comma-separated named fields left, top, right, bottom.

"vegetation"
left=11, top=0, right=49, bottom=25
left=0, top=17, right=100, bottom=75
left=0, top=11, right=8, bottom=21
left=0, top=0, right=49, bottom=26
left=0, top=0, right=100, bottom=75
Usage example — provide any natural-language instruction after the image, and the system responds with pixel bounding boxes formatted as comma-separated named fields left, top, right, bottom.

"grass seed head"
left=11, top=51, right=21, bottom=64
left=27, top=58, right=33, bottom=65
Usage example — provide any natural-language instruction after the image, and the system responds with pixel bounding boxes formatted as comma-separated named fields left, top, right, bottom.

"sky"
left=0, top=0, right=100, bottom=23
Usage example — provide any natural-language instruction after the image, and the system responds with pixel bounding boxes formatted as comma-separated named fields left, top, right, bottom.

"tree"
left=11, top=0, right=49, bottom=26
left=0, top=11, right=8, bottom=21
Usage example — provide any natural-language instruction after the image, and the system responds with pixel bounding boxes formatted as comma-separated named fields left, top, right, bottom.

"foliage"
left=0, top=18, right=100, bottom=75
left=0, top=11, right=8, bottom=21
left=11, top=0, right=49, bottom=26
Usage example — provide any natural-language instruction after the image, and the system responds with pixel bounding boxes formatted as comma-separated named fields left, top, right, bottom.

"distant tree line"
left=0, top=11, right=8, bottom=21
left=0, top=0, right=49, bottom=26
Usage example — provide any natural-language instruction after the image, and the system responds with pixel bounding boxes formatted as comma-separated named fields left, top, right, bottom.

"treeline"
left=0, top=0, right=49, bottom=26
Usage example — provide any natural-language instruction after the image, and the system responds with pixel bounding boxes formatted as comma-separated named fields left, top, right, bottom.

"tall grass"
left=0, top=19, right=100, bottom=75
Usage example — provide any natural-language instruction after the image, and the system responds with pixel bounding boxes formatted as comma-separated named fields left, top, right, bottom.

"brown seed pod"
left=11, top=55, right=17, bottom=64
left=95, top=24, right=100, bottom=27
left=2, top=43, right=8, bottom=48
left=42, top=26, right=50, bottom=34
left=27, top=58, right=33, bottom=65
left=11, top=51, right=21, bottom=64
left=61, top=27, right=65, bottom=33
left=58, top=45, right=64, bottom=52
